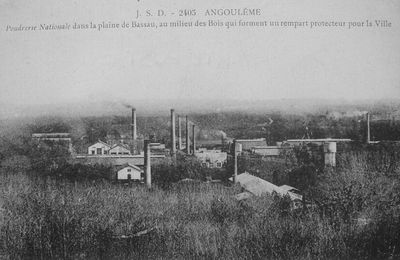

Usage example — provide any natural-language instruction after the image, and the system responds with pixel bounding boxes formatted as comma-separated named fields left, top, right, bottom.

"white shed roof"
left=233, top=172, right=301, bottom=201
left=116, top=163, right=143, bottom=172
left=89, top=140, right=111, bottom=148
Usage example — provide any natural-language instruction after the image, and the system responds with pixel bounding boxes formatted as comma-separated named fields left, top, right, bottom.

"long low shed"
left=74, top=154, right=165, bottom=166
left=232, top=172, right=302, bottom=201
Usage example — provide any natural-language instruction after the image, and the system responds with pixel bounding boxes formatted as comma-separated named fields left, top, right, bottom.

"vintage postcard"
left=0, top=0, right=399, bottom=258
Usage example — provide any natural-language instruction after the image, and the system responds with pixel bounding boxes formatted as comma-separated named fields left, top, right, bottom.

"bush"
left=152, top=155, right=205, bottom=188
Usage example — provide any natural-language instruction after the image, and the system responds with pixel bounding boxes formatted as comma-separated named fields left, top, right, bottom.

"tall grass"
left=2, top=146, right=400, bottom=259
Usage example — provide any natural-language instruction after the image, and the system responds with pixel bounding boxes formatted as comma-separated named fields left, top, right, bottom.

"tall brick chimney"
left=144, top=139, right=151, bottom=189
left=132, top=108, right=137, bottom=141
left=171, top=109, right=176, bottom=157
left=186, top=115, right=190, bottom=154
left=192, top=124, right=196, bottom=154
left=233, top=139, right=238, bottom=183
left=178, top=116, right=182, bottom=150
left=367, top=112, right=370, bottom=143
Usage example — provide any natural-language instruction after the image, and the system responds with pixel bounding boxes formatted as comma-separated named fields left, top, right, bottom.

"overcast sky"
left=0, top=0, right=399, bottom=107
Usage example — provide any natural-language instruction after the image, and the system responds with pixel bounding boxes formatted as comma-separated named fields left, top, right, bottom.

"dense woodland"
left=0, top=109, right=400, bottom=259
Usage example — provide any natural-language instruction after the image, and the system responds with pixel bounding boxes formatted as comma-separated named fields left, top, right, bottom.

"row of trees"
left=191, top=112, right=400, bottom=144
left=0, top=122, right=223, bottom=184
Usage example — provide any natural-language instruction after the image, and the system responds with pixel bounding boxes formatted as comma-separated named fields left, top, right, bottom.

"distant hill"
left=1, top=98, right=400, bottom=119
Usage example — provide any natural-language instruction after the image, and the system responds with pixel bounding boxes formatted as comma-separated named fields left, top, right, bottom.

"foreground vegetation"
left=0, top=114, right=400, bottom=259
left=1, top=145, right=400, bottom=259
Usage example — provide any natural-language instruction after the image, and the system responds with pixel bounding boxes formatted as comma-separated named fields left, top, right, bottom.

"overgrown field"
left=1, top=118, right=400, bottom=259
left=1, top=146, right=400, bottom=259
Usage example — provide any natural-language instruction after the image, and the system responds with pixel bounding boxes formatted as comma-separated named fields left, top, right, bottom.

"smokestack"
left=186, top=116, right=190, bottom=154
left=233, top=139, right=238, bottom=183
left=170, top=109, right=176, bottom=157
left=144, top=140, right=151, bottom=189
left=178, top=116, right=182, bottom=150
left=132, top=108, right=137, bottom=141
left=192, top=124, right=196, bottom=154
left=367, top=112, right=370, bottom=143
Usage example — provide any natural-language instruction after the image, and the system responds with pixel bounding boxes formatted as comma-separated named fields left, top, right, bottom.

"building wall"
left=252, top=147, right=280, bottom=156
left=236, top=139, right=267, bottom=151
left=195, top=150, right=227, bottom=168
left=88, top=143, right=110, bottom=155
left=74, top=155, right=166, bottom=167
left=109, top=145, right=130, bottom=155
left=117, top=167, right=142, bottom=180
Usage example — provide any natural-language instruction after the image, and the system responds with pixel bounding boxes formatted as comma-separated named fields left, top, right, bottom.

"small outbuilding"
left=116, top=163, right=143, bottom=181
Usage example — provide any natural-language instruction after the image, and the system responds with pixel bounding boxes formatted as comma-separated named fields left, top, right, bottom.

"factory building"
left=195, top=148, right=227, bottom=168
left=87, top=140, right=111, bottom=155
left=235, top=138, right=267, bottom=151
left=109, top=143, right=131, bottom=155
left=251, top=146, right=281, bottom=156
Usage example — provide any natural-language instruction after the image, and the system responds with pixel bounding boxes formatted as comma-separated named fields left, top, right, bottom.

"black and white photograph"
left=1, top=0, right=400, bottom=258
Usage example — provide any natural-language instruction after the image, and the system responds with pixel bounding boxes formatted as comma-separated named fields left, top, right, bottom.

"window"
left=127, top=169, right=131, bottom=172
left=216, top=162, right=222, bottom=168
left=91, top=150, right=95, bottom=155
left=97, top=148, right=102, bottom=154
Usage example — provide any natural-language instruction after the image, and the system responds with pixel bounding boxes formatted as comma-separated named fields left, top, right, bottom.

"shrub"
left=152, top=155, right=205, bottom=188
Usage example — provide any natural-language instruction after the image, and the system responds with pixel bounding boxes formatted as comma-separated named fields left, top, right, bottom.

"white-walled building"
left=251, top=146, right=281, bottom=156
left=109, top=143, right=131, bottom=155
left=88, top=141, right=111, bottom=155
left=195, top=149, right=227, bottom=168
left=116, top=163, right=143, bottom=181
left=235, top=138, right=267, bottom=151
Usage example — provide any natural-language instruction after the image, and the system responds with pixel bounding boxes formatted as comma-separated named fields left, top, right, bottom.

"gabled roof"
left=110, top=143, right=130, bottom=150
left=116, top=163, right=143, bottom=172
left=89, top=140, right=111, bottom=148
